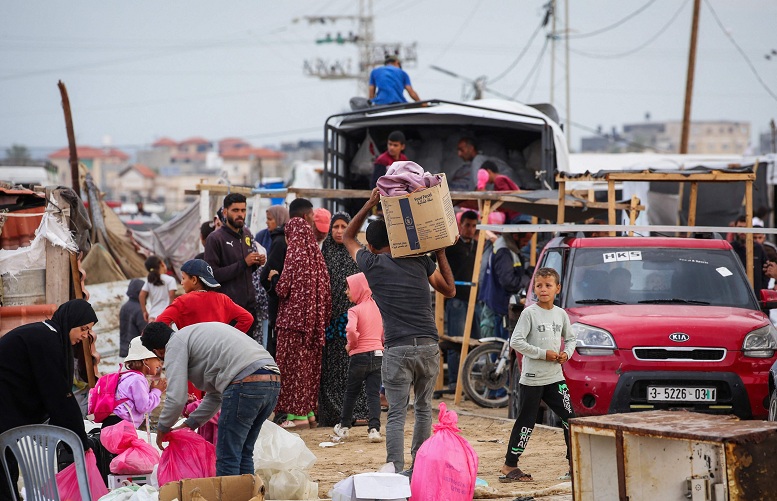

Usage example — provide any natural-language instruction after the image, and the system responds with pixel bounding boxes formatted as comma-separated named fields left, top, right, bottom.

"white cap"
left=753, top=216, right=765, bottom=228
left=125, top=336, right=158, bottom=363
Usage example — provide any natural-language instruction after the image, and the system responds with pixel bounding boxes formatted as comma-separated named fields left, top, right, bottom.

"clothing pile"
left=376, top=161, right=442, bottom=197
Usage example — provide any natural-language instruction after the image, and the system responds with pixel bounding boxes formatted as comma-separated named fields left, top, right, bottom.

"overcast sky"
left=2, top=0, right=776, bottom=156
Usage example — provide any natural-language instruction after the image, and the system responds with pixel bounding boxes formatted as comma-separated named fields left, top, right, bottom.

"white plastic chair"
left=0, top=424, right=92, bottom=501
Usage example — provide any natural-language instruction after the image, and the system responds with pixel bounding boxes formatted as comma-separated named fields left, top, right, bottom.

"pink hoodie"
left=345, top=273, right=384, bottom=355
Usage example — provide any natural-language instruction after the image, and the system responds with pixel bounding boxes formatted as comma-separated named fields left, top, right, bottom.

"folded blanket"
left=376, top=161, right=443, bottom=196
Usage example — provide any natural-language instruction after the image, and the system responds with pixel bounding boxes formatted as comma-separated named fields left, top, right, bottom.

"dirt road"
left=291, top=394, right=572, bottom=500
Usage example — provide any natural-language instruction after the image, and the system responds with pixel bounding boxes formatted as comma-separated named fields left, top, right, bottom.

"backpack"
left=88, top=366, right=142, bottom=423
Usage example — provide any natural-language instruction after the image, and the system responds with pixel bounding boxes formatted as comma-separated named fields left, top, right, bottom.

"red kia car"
left=529, top=235, right=777, bottom=419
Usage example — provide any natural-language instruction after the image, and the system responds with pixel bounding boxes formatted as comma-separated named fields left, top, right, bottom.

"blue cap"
left=181, top=259, right=220, bottom=288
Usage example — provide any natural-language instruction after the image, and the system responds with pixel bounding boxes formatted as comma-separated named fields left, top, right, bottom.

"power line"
left=489, top=12, right=547, bottom=85
left=569, top=0, right=689, bottom=60
left=703, top=0, right=777, bottom=103
left=427, top=0, right=485, bottom=67
left=511, top=35, right=550, bottom=99
left=565, top=0, right=658, bottom=39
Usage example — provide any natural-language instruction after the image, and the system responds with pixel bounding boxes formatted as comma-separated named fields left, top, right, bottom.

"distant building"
left=136, top=137, right=178, bottom=170
left=117, top=164, right=160, bottom=203
left=581, top=120, right=751, bottom=154
left=48, top=146, right=130, bottom=195
left=219, top=146, right=285, bottom=184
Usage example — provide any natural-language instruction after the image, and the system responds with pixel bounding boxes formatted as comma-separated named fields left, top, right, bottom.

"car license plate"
left=647, top=386, right=716, bottom=402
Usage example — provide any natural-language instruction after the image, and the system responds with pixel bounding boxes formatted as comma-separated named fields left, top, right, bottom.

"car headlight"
left=572, top=323, right=617, bottom=356
left=742, top=324, right=777, bottom=358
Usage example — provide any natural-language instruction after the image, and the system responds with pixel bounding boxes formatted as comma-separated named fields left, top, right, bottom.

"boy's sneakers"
left=333, top=424, right=350, bottom=439
left=368, top=428, right=383, bottom=443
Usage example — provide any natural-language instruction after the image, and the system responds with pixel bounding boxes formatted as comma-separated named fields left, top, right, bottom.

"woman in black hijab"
left=0, top=299, right=98, bottom=501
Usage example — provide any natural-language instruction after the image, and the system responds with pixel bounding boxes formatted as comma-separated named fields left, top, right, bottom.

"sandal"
left=498, top=467, right=533, bottom=483
left=280, top=420, right=309, bottom=430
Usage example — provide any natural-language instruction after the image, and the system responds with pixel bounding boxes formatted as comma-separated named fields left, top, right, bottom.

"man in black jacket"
left=204, top=193, right=266, bottom=336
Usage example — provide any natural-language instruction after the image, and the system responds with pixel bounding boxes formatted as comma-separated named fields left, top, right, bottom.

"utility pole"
left=564, top=0, right=571, bottom=147
left=770, top=119, right=776, bottom=153
left=549, top=0, right=556, bottom=106
left=300, top=0, right=417, bottom=95
left=680, top=0, right=702, bottom=154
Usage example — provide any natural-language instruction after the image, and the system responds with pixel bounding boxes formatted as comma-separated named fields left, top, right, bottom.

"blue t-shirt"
left=369, top=65, right=411, bottom=105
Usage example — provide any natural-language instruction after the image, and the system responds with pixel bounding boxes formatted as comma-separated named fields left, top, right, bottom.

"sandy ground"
left=289, top=394, right=572, bottom=500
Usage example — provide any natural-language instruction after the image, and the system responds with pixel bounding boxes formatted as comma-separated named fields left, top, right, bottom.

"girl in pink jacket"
left=334, top=273, right=385, bottom=442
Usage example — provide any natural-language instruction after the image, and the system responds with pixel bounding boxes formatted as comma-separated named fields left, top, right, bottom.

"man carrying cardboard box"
left=141, top=321, right=280, bottom=476
left=343, top=188, right=456, bottom=476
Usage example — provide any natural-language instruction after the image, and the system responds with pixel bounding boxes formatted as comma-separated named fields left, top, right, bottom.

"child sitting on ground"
left=139, top=255, right=177, bottom=322
left=334, top=272, right=384, bottom=443
left=500, top=267, right=577, bottom=483
left=106, top=337, right=167, bottom=429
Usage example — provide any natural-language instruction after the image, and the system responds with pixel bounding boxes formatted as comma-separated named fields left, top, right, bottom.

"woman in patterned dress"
left=271, top=217, right=331, bottom=428
left=318, top=212, right=369, bottom=427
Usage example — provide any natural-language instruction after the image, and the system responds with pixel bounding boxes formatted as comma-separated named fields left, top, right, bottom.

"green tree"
left=4, top=144, right=31, bottom=163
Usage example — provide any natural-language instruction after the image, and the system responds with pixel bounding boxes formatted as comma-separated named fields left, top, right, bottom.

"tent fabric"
left=82, top=242, right=127, bottom=285
left=131, top=201, right=200, bottom=279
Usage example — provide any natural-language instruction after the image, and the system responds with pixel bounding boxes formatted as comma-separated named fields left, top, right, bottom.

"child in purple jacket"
left=109, top=337, right=167, bottom=429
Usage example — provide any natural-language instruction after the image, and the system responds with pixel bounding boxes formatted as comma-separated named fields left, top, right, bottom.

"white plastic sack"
left=350, top=132, right=379, bottom=176
left=253, top=420, right=316, bottom=472
left=268, top=469, right=318, bottom=500
left=98, top=484, right=159, bottom=501
left=98, top=485, right=139, bottom=501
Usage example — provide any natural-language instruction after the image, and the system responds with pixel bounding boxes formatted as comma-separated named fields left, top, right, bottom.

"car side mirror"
left=759, top=289, right=777, bottom=310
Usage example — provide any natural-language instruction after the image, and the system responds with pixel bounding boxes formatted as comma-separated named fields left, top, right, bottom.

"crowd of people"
left=0, top=165, right=558, bottom=500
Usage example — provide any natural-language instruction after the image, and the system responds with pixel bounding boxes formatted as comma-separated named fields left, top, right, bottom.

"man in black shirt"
left=441, top=210, right=481, bottom=393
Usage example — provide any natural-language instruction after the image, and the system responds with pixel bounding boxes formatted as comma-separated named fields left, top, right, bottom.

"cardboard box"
left=159, top=474, right=264, bottom=501
left=380, top=174, right=458, bottom=258
left=107, top=473, right=152, bottom=489
left=331, top=472, right=411, bottom=501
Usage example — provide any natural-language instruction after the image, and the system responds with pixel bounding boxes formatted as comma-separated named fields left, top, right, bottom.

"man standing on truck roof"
left=369, top=55, right=420, bottom=106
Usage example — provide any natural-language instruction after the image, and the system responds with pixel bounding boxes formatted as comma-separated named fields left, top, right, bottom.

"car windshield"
left=566, top=247, right=757, bottom=309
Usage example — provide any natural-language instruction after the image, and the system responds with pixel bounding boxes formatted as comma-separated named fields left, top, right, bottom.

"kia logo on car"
left=669, top=333, right=690, bottom=342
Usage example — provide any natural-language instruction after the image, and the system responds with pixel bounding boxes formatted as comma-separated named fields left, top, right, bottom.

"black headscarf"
left=321, top=212, right=360, bottom=319
left=48, top=299, right=98, bottom=381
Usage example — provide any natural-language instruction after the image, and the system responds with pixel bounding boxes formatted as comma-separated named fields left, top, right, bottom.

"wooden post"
left=746, top=178, right=754, bottom=287
left=70, top=253, right=96, bottom=388
left=45, top=188, right=71, bottom=306
left=530, top=216, right=538, bottom=266
left=628, top=196, right=639, bottom=236
left=557, top=180, right=566, bottom=223
left=608, top=178, right=616, bottom=236
left=454, top=200, right=492, bottom=405
left=435, top=291, right=446, bottom=391
left=58, top=80, right=95, bottom=388
left=688, top=182, right=699, bottom=228
left=58, top=81, right=81, bottom=196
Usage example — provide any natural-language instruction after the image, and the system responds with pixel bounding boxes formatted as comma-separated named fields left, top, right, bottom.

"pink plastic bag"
left=157, top=428, right=216, bottom=486
left=184, top=399, right=219, bottom=446
left=100, top=420, right=160, bottom=474
left=409, top=402, right=479, bottom=501
left=55, top=449, right=110, bottom=501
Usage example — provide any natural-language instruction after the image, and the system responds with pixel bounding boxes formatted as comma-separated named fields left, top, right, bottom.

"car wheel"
left=769, top=389, right=777, bottom=422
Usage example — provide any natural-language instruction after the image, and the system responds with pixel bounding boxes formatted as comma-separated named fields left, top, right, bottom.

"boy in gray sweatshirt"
left=500, top=267, right=576, bottom=483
